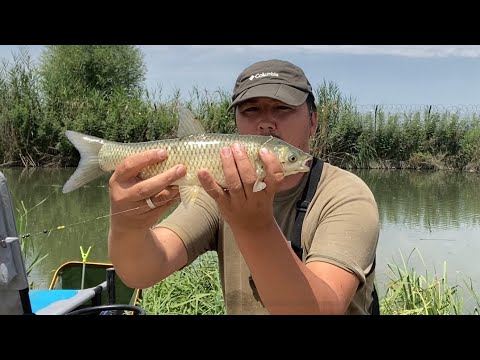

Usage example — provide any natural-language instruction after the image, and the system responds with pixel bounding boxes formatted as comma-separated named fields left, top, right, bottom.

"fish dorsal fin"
left=177, top=106, right=206, bottom=138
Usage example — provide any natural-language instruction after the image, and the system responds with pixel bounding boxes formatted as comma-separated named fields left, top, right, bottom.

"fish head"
left=266, top=138, right=313, bottom=176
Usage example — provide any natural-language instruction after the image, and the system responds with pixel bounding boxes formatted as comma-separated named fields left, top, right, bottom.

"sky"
left=1, top=45, right=480, bottom=109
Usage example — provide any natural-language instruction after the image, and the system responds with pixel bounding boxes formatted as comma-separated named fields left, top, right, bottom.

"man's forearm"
left=231, top=221, right=339, bottom=314
left=108, top=227, right=166, bottom=289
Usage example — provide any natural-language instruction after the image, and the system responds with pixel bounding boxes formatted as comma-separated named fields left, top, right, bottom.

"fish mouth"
left=300, top=154, right=314, bottom=172
left=283, top=155, right=313, bottom=175
left=298, top=157, right=313, bottom=172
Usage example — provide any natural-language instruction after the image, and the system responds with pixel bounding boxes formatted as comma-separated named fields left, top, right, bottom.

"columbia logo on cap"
left=248, top=72, right=279, bottom=81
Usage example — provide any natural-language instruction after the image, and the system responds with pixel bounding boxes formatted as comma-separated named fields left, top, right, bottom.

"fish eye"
left=288, top=154, right=297, bottom=163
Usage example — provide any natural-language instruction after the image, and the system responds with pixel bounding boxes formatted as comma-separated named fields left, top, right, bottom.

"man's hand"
left=109, top=149, right=186, bottom=232
left=197, top=143, right=284, bottom=231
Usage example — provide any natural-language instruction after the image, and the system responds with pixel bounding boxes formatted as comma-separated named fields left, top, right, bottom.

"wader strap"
left=368, top=258, right=380, bottom=315
left=290, top=157, right=323, bottom=259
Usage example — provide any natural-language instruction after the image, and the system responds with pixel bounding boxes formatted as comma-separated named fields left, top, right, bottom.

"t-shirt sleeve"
left=303, top=167, right=380, bottom=287
left=155, top=188, right=220, bottom=267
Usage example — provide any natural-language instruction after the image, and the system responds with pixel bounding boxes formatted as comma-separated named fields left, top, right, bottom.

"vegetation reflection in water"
left=354, top=169, right=480, bottom=230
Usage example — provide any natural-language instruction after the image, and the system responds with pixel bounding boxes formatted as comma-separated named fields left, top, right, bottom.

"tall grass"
left=2, top=49, right=480, bottom=171
left=139, top=248, right=480, bottom=315
left=15, top=199, right=49, bottom=283
left=379, top=248, right=479, bottom=315
left=138, top=251, right=225, bottom=315
left=0, top=47, right=42, bottom=167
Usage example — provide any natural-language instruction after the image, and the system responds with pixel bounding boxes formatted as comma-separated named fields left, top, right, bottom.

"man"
left=108, top=59, right=380, bottom=315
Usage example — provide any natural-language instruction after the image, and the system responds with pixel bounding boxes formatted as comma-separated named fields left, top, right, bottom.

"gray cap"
left=228, top=59, right=313, bottom=111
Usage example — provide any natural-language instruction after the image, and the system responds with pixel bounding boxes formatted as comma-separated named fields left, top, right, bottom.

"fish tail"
left=62, top=130, right=105, bottom=194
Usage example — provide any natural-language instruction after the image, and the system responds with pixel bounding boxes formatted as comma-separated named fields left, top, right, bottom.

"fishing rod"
left=18, top=183, right=227, bottom=240
left=19, top=194, right=182, bottom=240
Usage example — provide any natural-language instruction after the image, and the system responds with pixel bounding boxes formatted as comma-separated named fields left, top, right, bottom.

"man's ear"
left=310, top=111, right=318, bottom=137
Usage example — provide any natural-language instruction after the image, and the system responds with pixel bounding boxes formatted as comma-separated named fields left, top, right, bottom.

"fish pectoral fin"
left=179, top=185, right=202, bottom=208
left=253, top=179, right=267, bottom=192
left=253, top=165, right=267, bottom=192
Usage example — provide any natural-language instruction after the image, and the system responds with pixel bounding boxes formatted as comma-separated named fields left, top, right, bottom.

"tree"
left=39, top=45, right=146, bottom=100
left=35, top=46, right=148, bottom=164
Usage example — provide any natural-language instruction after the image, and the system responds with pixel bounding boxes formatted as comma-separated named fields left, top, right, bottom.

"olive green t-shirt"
left=158, top=162, right=379, bottom=315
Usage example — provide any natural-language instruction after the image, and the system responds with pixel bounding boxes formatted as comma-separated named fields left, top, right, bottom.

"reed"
left=138, top=251, right=225, bottom=315
left=379, top=248, right=480, bottom=315
left=14, top=199, right=49, bottom=282
left=139, top=248, right=480, bottom=315
left=2, top=47, right=480, bottom=171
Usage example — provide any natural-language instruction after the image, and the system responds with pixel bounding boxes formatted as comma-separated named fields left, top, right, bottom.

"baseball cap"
left=228, top=59, right=314, bottom=111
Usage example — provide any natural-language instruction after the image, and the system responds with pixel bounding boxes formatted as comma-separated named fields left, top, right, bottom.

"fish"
left=62, top=106, right=313, bottom=207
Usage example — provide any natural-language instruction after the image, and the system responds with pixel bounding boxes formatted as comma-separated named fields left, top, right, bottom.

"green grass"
left=138, top=251, right=225, bottom=315
left=379, top=248, right=479, bottom=315
left=139, top=248, right=480, bottom=315
left=15, top=198, right=49, bottom=282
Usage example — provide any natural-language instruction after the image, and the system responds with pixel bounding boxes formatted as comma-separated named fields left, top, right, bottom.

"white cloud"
left=5, top=45, right=479, bottom=62
left=190, top=45, right=480, bottom=58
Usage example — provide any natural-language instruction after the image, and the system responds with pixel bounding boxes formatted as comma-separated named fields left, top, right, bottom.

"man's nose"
left=257, top=115, right=276, bottom=130
left=258, top=121, right=275, bottom=130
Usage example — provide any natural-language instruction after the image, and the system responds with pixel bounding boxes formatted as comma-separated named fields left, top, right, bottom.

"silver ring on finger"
left=146, top=196, right=156, bottom=209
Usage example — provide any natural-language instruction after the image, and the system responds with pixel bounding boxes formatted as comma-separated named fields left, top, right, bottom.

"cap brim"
left=228, top=83, right=309, bottom=112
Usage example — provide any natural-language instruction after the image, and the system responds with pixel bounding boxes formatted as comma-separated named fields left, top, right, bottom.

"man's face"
left=235, top=97, right=317, bottom=153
